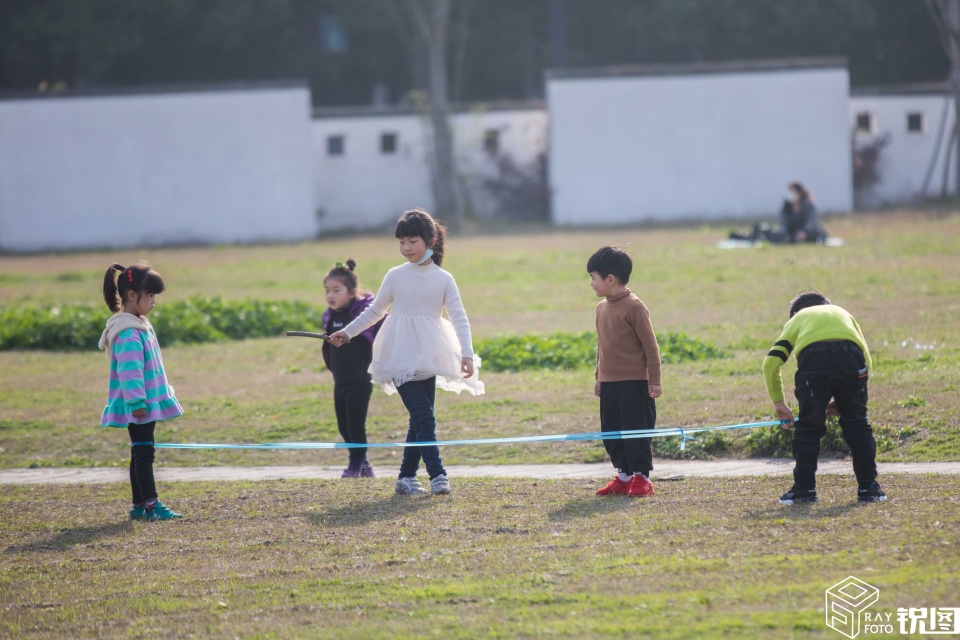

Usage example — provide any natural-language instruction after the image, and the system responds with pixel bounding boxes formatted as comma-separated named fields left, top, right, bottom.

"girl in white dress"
left=328, top=209, right=483, bottom=495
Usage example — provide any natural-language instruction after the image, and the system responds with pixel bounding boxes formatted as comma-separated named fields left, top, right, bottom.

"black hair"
left=586, top=246, right=632, bottom=285
left=324, top=258, right=361, bottom=293
left=789, top=290, right=831, bottom=317
left=788, top=181, right=812, bottom=203
left=102, top=262, right=165, bottom=313
left=395, top=208, right=446, bottom=267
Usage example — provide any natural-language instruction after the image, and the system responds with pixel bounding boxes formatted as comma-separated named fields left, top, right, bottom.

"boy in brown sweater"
left=588, top=246, right=662, bottom=497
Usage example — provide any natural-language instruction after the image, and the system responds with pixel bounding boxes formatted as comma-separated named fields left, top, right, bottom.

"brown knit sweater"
left=595, top=289, right=662, bottom=384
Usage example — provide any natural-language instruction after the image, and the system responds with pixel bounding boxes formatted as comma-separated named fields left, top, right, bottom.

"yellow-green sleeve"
left=851, top=316, right=873, bottom=372
left=762, top=325, right=796, bottom=403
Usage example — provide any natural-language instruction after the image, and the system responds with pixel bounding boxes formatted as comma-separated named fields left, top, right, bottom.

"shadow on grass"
left=307, top=495, right=436, bottom=527
left=548, top=497, right=637, bottom=522
left=744, top=502, right=861, bottom=521
left=5, top=521, right=133, bottom=553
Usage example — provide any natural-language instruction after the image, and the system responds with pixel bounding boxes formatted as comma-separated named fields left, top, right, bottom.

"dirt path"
left=2, top=459, right=958, bottom=485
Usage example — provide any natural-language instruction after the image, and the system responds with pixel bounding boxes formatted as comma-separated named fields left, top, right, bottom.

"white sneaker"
left=430, top=474, right=451, bottom=495
left=395, top=476, right=426, bottom=495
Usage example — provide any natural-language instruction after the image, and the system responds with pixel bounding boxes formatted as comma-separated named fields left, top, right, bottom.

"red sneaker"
left=596, top=476, right=632, bottom=496
left=628, top=475, right=655, bottom=497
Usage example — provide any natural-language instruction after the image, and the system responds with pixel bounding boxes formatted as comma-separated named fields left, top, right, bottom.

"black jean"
left=396, top=377, right=446, bottom=480
left=792, top=340, right=877, bottom=490
left=334, top=378, right=373, bottom=466
left=599, top=380, right=656, bottom=476
left=127, top=422, right=158, bottom=504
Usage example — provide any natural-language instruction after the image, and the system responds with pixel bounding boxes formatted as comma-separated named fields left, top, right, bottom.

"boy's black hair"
left=395, top=208, right=446, bottom=267
left=789, top=290, right=831, bottom=317
left=586, top=246, right=632, bottom=285
left=102, top=262, right=165, bottom=313
left=324, top=258, right=361, bottom=293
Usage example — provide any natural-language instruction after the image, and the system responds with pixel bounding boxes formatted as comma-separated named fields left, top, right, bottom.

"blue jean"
left=397, top=377, right=446, bottom=480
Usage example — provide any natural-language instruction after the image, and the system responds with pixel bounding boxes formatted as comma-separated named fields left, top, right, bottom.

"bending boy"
left=763, top=291, right=886, bottom=505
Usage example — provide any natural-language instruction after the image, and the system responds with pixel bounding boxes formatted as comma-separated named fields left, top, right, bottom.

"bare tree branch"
left=450, top=0, right=476, bottom=103
left=924, top=0, right=960, bottom=197
left=925, top=0, right=954, bottom=54
left=384, top=0, right=462, bottom=223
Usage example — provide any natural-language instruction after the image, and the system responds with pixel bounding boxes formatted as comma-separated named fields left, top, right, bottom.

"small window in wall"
left=327, top=135, right=345, bottom=156
left=483, top=129, right=499, bottom=155
left=855, top=112, right=874, bottom=134
left=907, top=112, right=924, bottom=133
left=381, top=132, right=398, bottom=154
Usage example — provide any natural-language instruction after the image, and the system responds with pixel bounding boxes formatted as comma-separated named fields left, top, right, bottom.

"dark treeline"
left=0, top=0, right=946, bottom=107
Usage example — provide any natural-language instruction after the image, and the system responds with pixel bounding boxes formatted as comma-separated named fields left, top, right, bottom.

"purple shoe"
left=341, top=466, right=361, bottom=479
left=360, top=460, right=375, bottom=478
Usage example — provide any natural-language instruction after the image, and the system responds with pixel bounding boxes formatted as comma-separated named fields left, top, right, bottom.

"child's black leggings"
left=127, top=422, right=158, bottom=504
left=334, top=379, right=373, bottom=467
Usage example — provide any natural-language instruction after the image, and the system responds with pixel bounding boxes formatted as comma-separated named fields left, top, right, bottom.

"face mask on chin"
left=416, top=248, right=434, bottom=265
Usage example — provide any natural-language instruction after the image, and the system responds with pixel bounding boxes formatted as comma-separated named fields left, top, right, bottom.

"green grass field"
left=2, top=210, right=959, bottom=639
left=3, top=474, right=959, bottom=639
left=1, top=210, right=958, bottom=468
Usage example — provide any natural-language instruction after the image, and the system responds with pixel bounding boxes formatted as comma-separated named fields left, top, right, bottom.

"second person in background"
left=322, top=259, right=384, bottom=478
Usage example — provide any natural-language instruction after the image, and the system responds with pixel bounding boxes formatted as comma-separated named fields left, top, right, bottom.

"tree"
left=386, top=0, right=469, bottom=227
left=924, top=0, right=960, bottom=196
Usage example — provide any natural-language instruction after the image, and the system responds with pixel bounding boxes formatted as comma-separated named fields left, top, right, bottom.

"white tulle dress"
left=342, top=261, right=484, bottom=396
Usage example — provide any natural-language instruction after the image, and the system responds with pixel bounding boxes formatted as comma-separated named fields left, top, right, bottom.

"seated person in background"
left=730, top=181, right=828, bottom=244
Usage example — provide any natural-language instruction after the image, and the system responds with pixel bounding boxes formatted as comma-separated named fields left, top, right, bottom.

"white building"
left=546, top=58, right=854, bottom=225
left=0, top=81, right=315, bottom=252
left=2, top=64, right=949, bottom=254
left=311, top=101, right=548, bottom=232
left=849, top=83, right=956, bottom=207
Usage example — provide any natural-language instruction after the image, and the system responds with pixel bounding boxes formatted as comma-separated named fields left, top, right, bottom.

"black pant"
left=792, top=340, right=877, bottom=489
left=599, top=380, right=656, bottom=476
left=127, top=422, right=157, bottom=504
left=334, top=378, right=373, bottom=466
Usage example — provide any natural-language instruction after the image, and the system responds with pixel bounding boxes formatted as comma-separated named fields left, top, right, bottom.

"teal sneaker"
left=142, top=500, right=183, bottom=521
left=129, top=505, right=145, bottom=520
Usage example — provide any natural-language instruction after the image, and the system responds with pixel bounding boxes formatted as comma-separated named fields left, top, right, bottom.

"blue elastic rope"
left=130, top=441, right=154, bottom=446
left=150, top=420, right=785, bottom=450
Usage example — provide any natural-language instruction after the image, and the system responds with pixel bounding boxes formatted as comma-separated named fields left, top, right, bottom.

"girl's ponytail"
left=325, top=259, right=360, bottom=293
left=102, top=262, right=166, bottom=313
left=103, top=263, right=125, bottom=312
left=432, top=220, right=446, bottom=267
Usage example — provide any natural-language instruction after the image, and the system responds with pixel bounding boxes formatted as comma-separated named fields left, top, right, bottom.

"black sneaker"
left=858, top=482, right=887, bottom=503
left=779, top=486, right=818, bottom=505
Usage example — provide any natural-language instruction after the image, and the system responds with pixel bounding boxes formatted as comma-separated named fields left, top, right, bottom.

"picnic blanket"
left=717, top=237, right=845, bottom=249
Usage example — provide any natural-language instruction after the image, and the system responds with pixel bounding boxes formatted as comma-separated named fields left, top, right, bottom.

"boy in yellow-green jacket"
left=763, top=291, right=886, bottom=505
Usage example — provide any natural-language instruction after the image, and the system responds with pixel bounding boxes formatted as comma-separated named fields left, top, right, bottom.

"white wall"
left=311, top=104, right=547, bottom=231
left=547, top=63, right=853, bottom=224
left=849, top=92, right=956, bottom=205
left=455, top=106, right=549, bottom=218
left=312, top=112, right=434, bottom=232
left=0, top=84, right=315, bottom=252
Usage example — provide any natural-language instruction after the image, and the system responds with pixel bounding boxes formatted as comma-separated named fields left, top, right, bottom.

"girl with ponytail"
left=321, top=259, right=384, bottom=478
left=328, top=208, right=483, bottom=497
left=100, top=262, right=183, bottom=521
